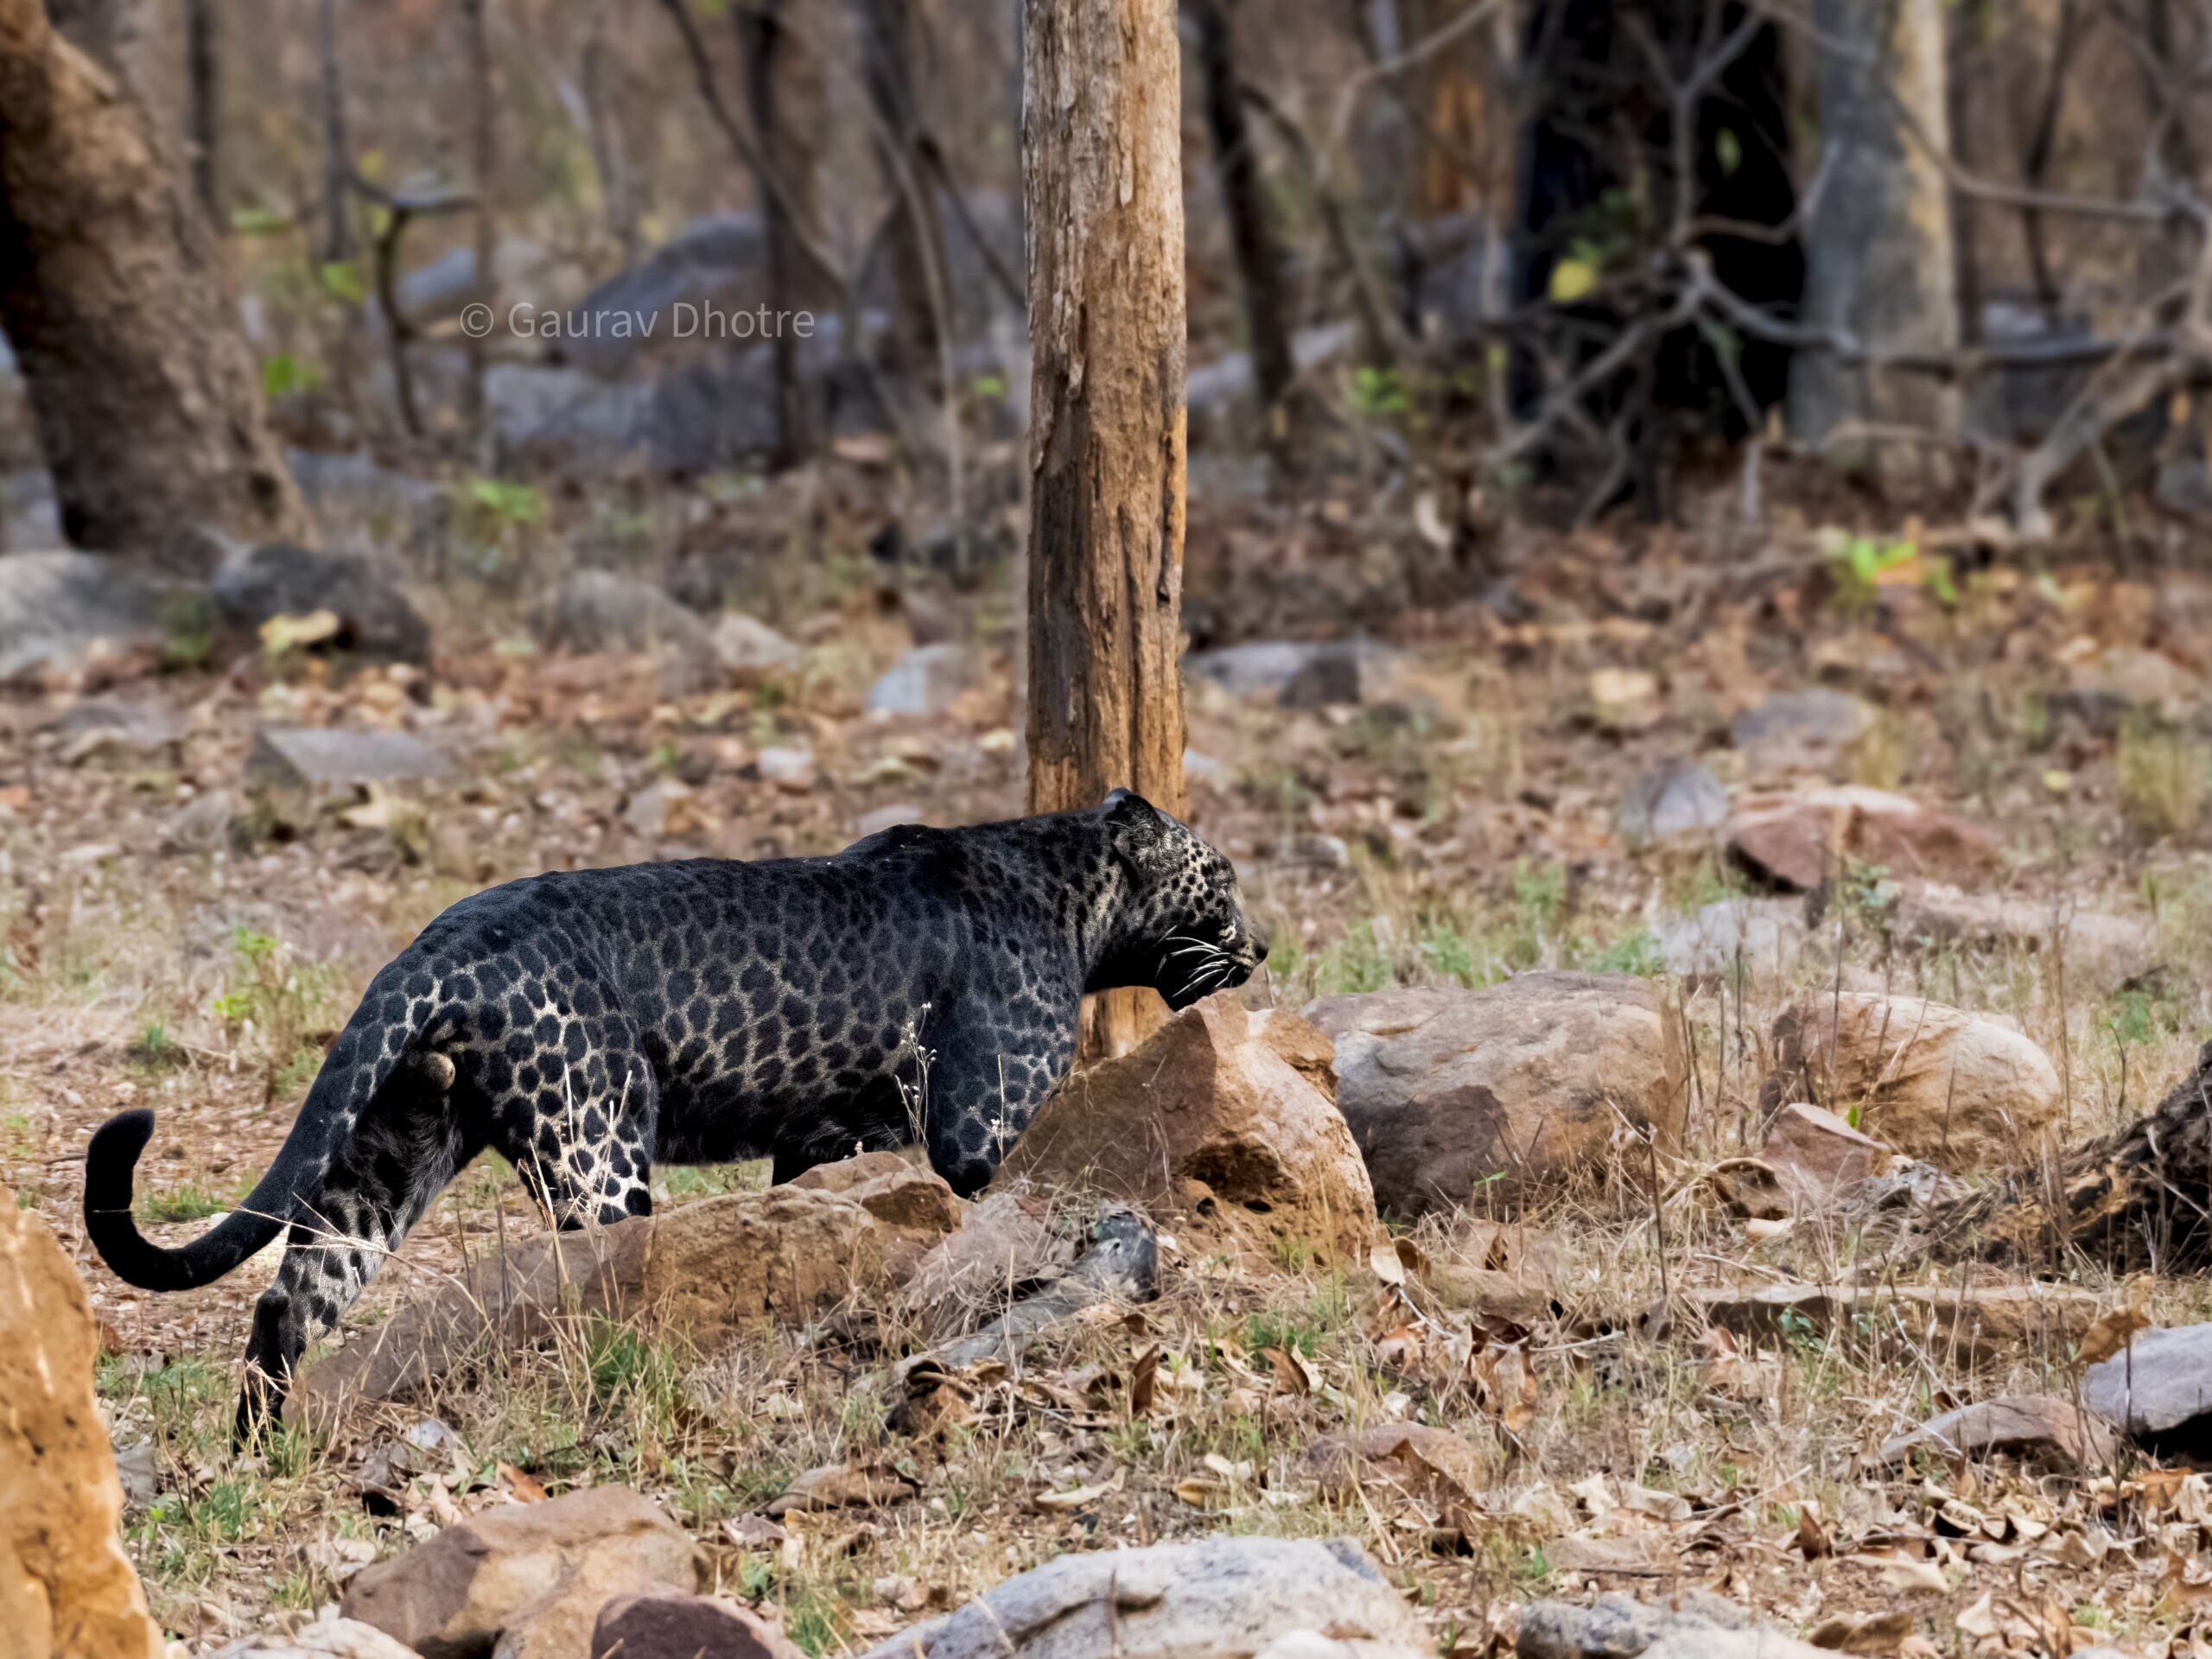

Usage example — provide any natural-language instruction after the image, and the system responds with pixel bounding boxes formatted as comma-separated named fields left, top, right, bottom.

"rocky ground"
left=9, top=476, right=2212, bottom=1658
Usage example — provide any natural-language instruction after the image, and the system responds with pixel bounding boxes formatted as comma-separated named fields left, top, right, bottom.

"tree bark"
left=1921, top=1041, right=2212, bottom=1274
left=314, top=0, right=350, bottom=263
left=0, top=0, right=303, bottom=569
left=1021, top=0, right=1189, bottom=1060
left=183, top=0, right=216, bottom=219
left=739, top=0, right=814, bottom=468
left=855, top=0, right=950, bottom=378
left=1788, top=0, right=1961, bottom=465
left=1190, top=0, right=1294, bottom=423
left=458, top=0, right=495, bottom=433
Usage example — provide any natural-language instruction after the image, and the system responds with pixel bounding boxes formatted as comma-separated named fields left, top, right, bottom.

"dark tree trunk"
left=315, top=0, right=349, bottom=262
left=459, top=0, right=495, bottom=432
left=1021, top=0, right=1188, bottom=1059
left=184, top=0, right=216, bottom=219
left=855, top=0, right=949, bottom=378
left=1190, top=0, right=1294, bottom=421
left=740, top=0, right=813, bottom=467
left=0, top=0, right=303, bottom=569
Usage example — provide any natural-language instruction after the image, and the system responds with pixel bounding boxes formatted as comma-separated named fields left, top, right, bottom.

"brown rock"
left=1305, top=975, right=1688, bottom=1217
left=1763, top=993, right=2061, bottom=1169
left=895, top=1189, right=1074, bottom=1338
left=593, top=1592, right=804, bottom=1659
left=1889, top=881, right=2158, bottom=990
left=1726, top=786, right=1997, bottom=891
left=293, top=1154, right=958, bottom=1429
left=1878, top=1395, right=2119, bottom=1469
left=1691, top=1281, right=2104, bottom=1363
left=0, top=1189, right=164, bottom=1659
left=989, top=998, right=1375, bottom=1262
left=340, top=1487, right=703, bottom=1659
left=1306, top=1424, right=1486, bottom=1506
left=1759, top=1103, right=1892, bottom=1210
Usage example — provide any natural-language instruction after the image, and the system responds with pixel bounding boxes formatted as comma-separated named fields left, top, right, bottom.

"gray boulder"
left=213, top=543, right=431, bottom=664
left=2085, top=1322, right=2212, bottom=1450
left=1616, top=761, right=1728, bottom=845
left=532, top=570, right=710, bottom=658
left=1519, top=1592, right=1819, bottom=1659
left=855, top=1537, right=1425, bottom=1659
left=0, top=550, right=180, bottom=677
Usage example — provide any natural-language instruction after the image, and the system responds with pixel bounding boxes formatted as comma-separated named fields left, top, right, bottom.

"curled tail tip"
left=90, top=1108, right=156, bottom=1165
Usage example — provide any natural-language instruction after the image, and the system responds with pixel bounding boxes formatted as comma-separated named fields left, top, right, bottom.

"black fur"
left=82, top=791, right=1263, bottom=1440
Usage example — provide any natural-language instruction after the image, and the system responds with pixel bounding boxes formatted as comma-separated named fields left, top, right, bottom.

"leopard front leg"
left=918, top=1011, right=1076, bottom=1198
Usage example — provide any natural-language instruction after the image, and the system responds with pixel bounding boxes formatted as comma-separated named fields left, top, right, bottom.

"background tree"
left=1021, top=0, right=1189, bottom=1060
left=0, top=0, right=303, bottom=569
left=1787, top=0, right=1961, bottom=469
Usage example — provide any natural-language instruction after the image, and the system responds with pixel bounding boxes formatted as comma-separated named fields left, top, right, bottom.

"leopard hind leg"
left=237, top=1062, right=475, bottom=1444
left=493, top=1014, right=658, bottom=1230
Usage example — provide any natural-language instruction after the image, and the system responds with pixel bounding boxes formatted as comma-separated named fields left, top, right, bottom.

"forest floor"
left=8, top=465, right=2212, bottom=1656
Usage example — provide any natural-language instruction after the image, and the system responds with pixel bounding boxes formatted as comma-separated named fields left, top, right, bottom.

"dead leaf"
left=1794, top=1505, right=1833, bottom=1560
left=1805, top=1610, right=1910, bottom=1655
left=1034, top=1478, right=1116, bottom=1511
left=1262, top=1345, right=1318, bottom=1396
left=496, top=1462, right=547, bottom=1503
left=767, top=1461, right=918, bottom=1516
left=2076, top=1294, right=2152, bottom=1367
left=1129, top=1344, right=1160, bottom=1416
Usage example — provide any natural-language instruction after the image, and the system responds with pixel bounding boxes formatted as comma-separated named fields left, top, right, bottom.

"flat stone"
left=250, top=727, right=454, bottom=789
left=1878, top=1395, right=2118, bottom=1468
left=1888, top=881, right=2158, bottom=990
left=855, top=1537, right=1425, bottom=1659
left=1727, top=786, right=1998, bottom=891
left=205, top=1616, right=422, bottom=1659
left=1691, top=1281, right=2105, bottom=1363
left=1518, top=1592, right=1767, bottom=1659
left=292, top=1154, right=959, bottom=1430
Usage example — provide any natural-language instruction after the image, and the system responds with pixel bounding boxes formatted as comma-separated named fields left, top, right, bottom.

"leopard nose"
left=1251, top=930, right=1270, bottom=963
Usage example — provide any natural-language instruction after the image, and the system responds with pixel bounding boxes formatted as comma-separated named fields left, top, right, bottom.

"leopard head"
left=1096, top=789, right=1268, bottom=1008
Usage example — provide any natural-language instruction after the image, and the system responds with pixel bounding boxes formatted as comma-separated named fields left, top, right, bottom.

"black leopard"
left=82, top=790, right=1266, bottom=1439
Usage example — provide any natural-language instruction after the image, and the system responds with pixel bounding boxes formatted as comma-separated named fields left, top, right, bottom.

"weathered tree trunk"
left=1923, top=1042, right=2212, bottom=1274
left=855, top=0, right=950, bottom=378
left=1788, top=0, right=1961, bottom=466
left=1021, top=0, right=1188, bottom=1060
left=0, top=0, right=303, bottom=569
left=1190, top=0, right=1294, bottom=423
left=458, top=0, right=495, bottom=434
left=740, top=0, right=814, bottom=468
left=314, top=0, right=350, bottom=263
left=183, top=0, right=216, bottom=218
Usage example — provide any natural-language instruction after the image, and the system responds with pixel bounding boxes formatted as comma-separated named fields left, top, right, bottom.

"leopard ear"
left=1102, top=788, right=1165, bottom=840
